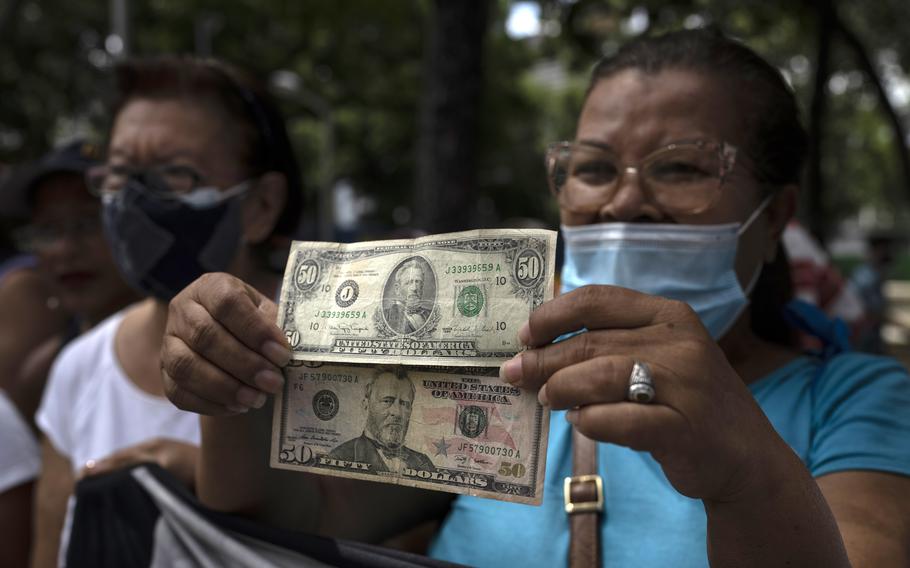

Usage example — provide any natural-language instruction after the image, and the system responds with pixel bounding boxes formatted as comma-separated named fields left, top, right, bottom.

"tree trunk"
left=807, top=0, right=834, bottom=244
left=415, top=0, right=489, bottom=233
left=0, top=0, right=25, bottom=39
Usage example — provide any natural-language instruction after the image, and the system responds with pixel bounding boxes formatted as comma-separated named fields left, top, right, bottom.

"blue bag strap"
left=782, top=299, right=852, bottom=469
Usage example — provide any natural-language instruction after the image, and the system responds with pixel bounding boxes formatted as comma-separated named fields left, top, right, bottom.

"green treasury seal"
left=457, top=285, right=484, bottom=318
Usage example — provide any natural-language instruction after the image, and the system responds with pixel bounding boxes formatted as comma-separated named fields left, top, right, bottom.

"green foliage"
left=835, top=254, right=910, bottom=281
left=896, top=255, right=910, bottom=280
left=1, top=0, right=908, bottom=233
left=0, top=0, right=108, bottom=159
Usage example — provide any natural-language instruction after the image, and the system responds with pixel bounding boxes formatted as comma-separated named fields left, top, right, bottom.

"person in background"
left=7, top=140, right=140, bottom=424
left=30, top=56, right=303, bottom=567
left=0, top=225, right=55, bottom=568
left=0, top=159, right=68, bottom=398
left=782, top=218, right=868, bottom=348
left=0, top=140, right=137, bottom=568
left=851, top=231, right=899, bottom=353
left=161, top=28, right=909, bottom=568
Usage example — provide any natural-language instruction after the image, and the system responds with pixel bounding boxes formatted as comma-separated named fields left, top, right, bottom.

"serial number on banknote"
left=310, top=309, right=369, bottom=319
left=455, top=442, right=523, bottom=459
left=444, top=262, right=500, bottom=275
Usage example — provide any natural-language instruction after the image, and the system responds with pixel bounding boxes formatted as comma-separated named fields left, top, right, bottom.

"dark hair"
left=111, top=56, right=303, bottom=238
left=586, top=28, right=804, bottom=346
left=587, top=27, right=807, bottom=187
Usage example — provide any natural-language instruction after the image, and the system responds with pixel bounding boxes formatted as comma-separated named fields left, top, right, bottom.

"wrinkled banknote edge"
left=269, top=363, right=550, bottom=506
left=283, top=353, right=515, bottom=367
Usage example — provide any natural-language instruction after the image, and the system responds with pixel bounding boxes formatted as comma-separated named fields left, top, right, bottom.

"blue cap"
left=0, top=139, right=102, bottom=218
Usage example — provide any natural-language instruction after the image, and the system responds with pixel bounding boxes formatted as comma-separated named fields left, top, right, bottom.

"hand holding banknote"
left=270, top=229, right=555, bottom=503
left=163, top=229, right=556, bottom=504
left=161, top=272, right=291, bottom=416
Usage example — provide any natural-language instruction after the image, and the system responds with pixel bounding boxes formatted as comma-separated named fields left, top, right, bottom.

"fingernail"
left=537, top=384, right=549, bottom=406
left=518, top=322, right=531, bottom=347
left=226, top=404, right=250, bottom=414
left=254, top=369, right=284, bottom=394
left=262, top=340, right=291, bottom=367
left=236, top=386, right=267, bottom=409
left=565, top=409, right=578, bottom=424
left=499, top=353, right=523, bottom=384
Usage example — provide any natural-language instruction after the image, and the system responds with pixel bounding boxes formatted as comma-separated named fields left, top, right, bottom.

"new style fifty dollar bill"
left=277, top=229, right=557, bottom=366
left=270, top=362, right=549, bottom=504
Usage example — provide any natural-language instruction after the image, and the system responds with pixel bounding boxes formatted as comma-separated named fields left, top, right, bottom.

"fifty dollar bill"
left=271, top=361, right=549, bottom=505
left=277, top=229, right=557, bottom=366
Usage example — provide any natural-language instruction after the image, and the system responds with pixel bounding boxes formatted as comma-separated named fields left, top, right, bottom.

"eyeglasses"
left=86, top=163, right=205, bottom=198
left=545, top=139, right=738, bottom=216
left=13, top=215, right=103, bottom=252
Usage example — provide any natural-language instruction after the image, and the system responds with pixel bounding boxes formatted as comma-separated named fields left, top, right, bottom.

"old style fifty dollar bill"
left=277, top=229, right=557, bottom=366
left=271, top=361, right=549, bottom=505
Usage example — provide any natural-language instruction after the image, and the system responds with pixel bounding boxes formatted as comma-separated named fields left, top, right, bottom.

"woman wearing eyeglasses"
left=161, top=29, right=910, bottom=567
left=432, top=29, right=908, bottom=567
left=30, top=56, right=303, bottom=568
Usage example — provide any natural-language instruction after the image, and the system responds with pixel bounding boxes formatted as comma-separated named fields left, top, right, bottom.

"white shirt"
left=36, top=310, right=200, bottom=473
left=0, top=390, right=40, bottom=493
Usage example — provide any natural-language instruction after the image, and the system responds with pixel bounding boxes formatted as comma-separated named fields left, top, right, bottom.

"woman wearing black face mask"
left=30, top=56, right=303, bottom=568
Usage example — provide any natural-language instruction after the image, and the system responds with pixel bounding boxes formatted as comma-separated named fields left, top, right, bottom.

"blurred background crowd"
left=1, top=0, right=909, bottom=566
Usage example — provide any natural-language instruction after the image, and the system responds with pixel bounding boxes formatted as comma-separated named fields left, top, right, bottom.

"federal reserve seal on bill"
left=312, top=390, right=339, bottom=421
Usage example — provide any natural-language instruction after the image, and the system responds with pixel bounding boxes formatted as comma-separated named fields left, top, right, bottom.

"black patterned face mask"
left=101, top=177, right=249, bottom=301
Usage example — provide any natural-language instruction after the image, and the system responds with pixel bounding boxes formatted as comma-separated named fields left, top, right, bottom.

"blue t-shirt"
left=429, top=353, right=910, bottom=567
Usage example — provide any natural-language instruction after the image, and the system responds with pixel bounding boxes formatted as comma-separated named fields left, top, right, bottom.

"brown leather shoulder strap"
left=568, top=427, right=602, bottom=568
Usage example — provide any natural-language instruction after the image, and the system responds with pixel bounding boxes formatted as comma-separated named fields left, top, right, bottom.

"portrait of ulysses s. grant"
left=381, top=256, right=437, bottom=335
left=326, top=368, right=435, bottom=473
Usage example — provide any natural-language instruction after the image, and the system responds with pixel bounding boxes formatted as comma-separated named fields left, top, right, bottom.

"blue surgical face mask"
left=101, top=178, right=250, bottom=301
left=560, top=197, right=771, bottom=339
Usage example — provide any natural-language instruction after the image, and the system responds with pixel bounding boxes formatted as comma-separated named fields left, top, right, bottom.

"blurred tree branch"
left=0, top=0, right=24, bottom=39
left=807, top=0, right=833, bottom=243
left=836, top=15, right=910, bottom=215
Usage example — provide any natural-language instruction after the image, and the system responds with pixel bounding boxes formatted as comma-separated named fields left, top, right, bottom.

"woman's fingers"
left=520, top=285, right=687, bottom=348
left=175, top=272, right=290, bottom=367
left=539, top=356, right=674, bottom=409
left=80, top=447, right=151, bottom=479
left=502, top=327, right=656, bottom=390
left=80, top=440, right=199, bottom=489
left=164, top=379, right=243, bottom=416
left=161, top=336, right=270, bottom=413
left=567, top=401, right=685, bottom=453
left=163, top=273, right=289, bottom=415
left=166, top=301, right=283, bottom=391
